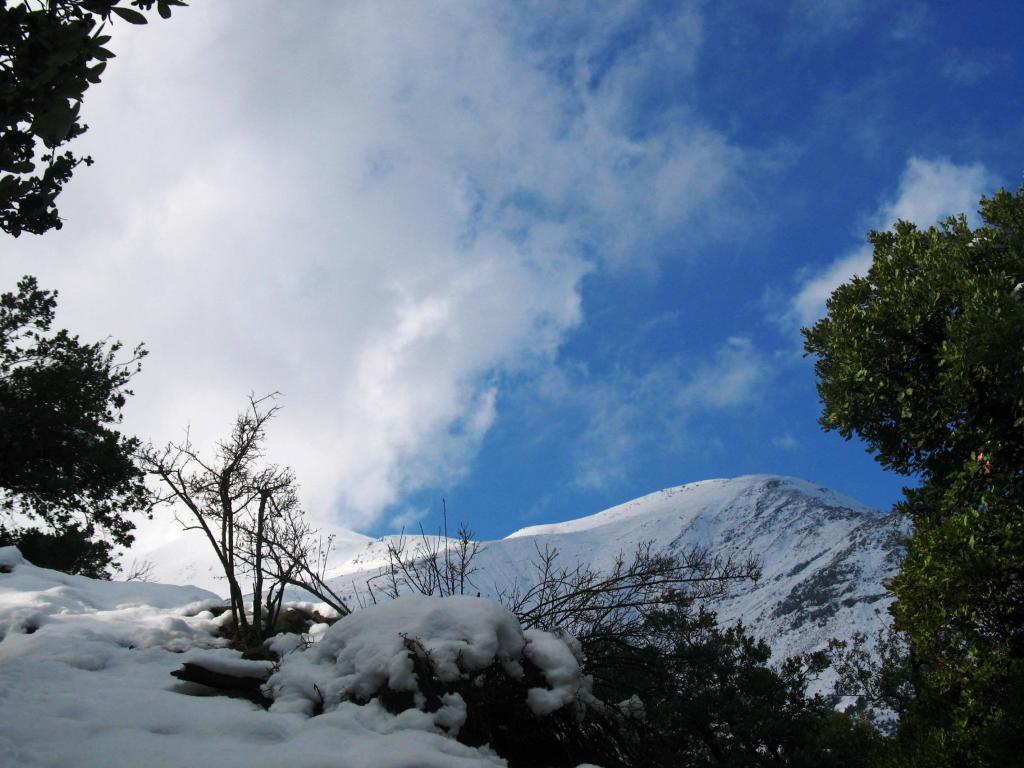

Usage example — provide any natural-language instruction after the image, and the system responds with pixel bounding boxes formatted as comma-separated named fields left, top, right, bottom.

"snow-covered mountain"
left=0, top=475, right=902, bottom=766
left=516, top=474, right=902, bottom=657
left=137, top=474, right=902, bottom=659
left=325, top=475, right=901, bottom=659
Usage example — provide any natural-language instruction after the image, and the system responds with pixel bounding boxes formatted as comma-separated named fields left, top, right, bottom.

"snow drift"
left=0, top=546, right=602, bottom=768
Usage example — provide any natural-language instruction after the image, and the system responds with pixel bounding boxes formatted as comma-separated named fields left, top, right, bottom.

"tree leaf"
left=111, top=6, right=148, bottom=24
left=80, top=0, right=115, bottom=15
left=85, top=62, right=107, bottom=84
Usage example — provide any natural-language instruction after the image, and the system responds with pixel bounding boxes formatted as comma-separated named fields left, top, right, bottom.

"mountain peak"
left=504, top=474, right=880, bottom=541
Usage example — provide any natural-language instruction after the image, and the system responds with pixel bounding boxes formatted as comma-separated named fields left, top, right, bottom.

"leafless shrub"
left=366, top=506, right=481, bottom=602
left=498, top=542, right=761, bottom=651
left=367, top=506, right=760, bottom=663
left=141, top=394, right=350, bottom=647
left=237, top=499, right=351, bottom=629
left=120, top=558, right=156, bottom=582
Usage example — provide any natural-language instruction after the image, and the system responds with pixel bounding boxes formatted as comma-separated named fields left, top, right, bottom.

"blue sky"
left=398, top=0, right=1024, bottom=538
left=2, top=1, right=1022, bottom=543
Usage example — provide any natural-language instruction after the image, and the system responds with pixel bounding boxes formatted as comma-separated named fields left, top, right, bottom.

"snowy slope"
left=502, top=475, right=901, bottom=658
left=137, top=475, right=902, bottom=659
left=0, top=476, right=901, bottom=765
left=0, top=547, right=540, bottom=767
left=133, top=522, right=375, bottom=596
left=319, top=475, right=902, bottom=659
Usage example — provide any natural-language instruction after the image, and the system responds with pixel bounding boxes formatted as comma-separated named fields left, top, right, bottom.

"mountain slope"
left=134, top=522, right=375, bottom=596
left=137, top=475, right=902, bottom=660
left=321, top=475, right=902, bottom=659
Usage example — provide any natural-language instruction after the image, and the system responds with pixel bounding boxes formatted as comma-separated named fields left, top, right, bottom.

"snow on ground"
left=0, top=547, right=595, bottom=768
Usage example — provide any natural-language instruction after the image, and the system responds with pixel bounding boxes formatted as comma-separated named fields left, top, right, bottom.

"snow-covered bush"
left=268, top=594, right=630, bottom=767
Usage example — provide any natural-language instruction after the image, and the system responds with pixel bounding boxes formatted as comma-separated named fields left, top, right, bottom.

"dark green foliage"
left=1, top=0, right=185, bottom=236
left=0, top=522, right=115, bottom=577
left=592, top=604, right=879, bottom=768
left=1, top=276, right=148, bottom=573
left=803, top=190, right=1024, bottom=483
left=829, top=626, right=914, bottom=734
left=803, top=186, right=1024, bottom=766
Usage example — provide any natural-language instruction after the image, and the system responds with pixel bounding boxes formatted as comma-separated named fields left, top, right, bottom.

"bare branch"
left=366, top=515, right=482, bottom=601
left=141, top=394, right=349, bottom=648
left=496, top=541, right=760, bottom=649
left=120, top=558, right=155, bottom=582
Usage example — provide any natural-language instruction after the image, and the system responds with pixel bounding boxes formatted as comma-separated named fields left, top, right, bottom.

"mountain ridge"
left=504, top=474, right=882, bottom=540
left=134, top=474, right=902, bottom=660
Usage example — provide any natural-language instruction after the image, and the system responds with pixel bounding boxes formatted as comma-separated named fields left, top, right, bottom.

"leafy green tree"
left=1, top=0, right=185, bottom=237
left=0, top=276, right=148, bottom=575
left=803, top=186, right=1024, bottom=766
left=593, top=603, right=879, bottom=768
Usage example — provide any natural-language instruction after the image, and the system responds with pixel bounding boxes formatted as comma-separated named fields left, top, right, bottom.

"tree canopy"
left=1, top=0, right=185, bottom=237
left=591, top=603, right=879, bottom=768
left=0, top=276, right=148, bottom=574
left=803, top=186, right=1024, bottom=766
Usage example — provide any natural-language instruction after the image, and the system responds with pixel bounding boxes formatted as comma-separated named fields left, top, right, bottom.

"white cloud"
left=772, top=433, right=799, bottom=451
left=564, top=365, right=681, bottom=492
left=677, top=336, right=767, bottom=410
left=787, top=157, right=996, bottom=327
left=550, top=337, right=770, bottom=491
left=889, top=4, right=929, bottom=41
left=785, top=0, right=867, bottom=48
left=1, top=3, right=749, bottom=529
left=788, top=245, right=873, bottom=329
left=385, top=506, right=431, bottom=534
left=940, top=50, right=1003, bottom=85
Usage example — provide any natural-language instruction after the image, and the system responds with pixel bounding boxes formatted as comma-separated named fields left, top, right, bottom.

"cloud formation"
left=1, top=3, right=751, bottom=528
left=539, top=336, right=770, bottom=492
left=788, top=157, right=996, bottom=327
left=677, top=337, right=767, bottom=410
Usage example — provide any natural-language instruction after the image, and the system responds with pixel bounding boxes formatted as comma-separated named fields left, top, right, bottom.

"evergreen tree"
left=803, top=186, right=1024, bottom=765
left=594, top=603, right=879, bottom=767
left=0, top=276, right=148, bottom=576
